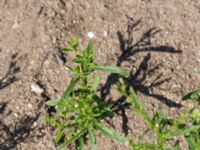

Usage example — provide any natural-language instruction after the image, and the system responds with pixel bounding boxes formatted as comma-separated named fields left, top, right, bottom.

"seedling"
left=116, top=79, right=200, bottom=150
left=46, top=38, right=129, bottom=150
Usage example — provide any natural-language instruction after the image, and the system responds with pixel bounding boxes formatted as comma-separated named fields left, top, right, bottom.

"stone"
left=31, top=83, right=44, bottom=94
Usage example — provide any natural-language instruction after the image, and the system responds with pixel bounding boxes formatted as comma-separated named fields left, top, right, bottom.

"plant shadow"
left=100, top=16, right=182, bottom=135
left=0, top=53, right=21, bottom=90
left=0, top=102, right=45, bottom=150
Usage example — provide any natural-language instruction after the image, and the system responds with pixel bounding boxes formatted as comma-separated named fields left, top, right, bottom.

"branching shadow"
left=101, top=16, right=182, bottom=135
left=32, top=52, right=55, bottom=116
left=0, top=53, right=21, bottom=90
left=0, top=103, right=45, bottom=150
left=0, top=102, right=8, bottom=114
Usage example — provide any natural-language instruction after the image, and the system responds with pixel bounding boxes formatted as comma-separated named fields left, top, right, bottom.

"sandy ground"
left=0, top=0, right=200, bottom=150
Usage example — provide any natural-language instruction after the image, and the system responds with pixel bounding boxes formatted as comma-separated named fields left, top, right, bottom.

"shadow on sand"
left=100, top=16, right=182, bottom=135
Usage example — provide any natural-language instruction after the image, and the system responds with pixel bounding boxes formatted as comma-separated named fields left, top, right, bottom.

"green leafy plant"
left=46, top=38, right=129, bottom=150
left=45, top=38, right=200, bottom=150
left=116, top=79, right=200, bottom=150
left=183, top=107, right=200, bottom=150
left=182, top=87, right=200, bottom=150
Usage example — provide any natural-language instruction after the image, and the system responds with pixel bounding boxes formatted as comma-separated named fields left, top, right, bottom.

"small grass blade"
left=91, top=65, right=129, bottom=77
left=46, top=117, right=63, bottom=128
left=182, top=87, right=200, bottom=100
left=86, top=40, right=93, bottom=53
left=92, top=74, right=100, bottom=91
left=89, top=127, right=97, bottom=150
left=129, top=87, right=152, bottom=127
left=62, top=78, right=79, bottom=99
left=76, top=136, right=84, bottom=150
left=55, top=129, right=65, bottom=143
left=95, top=123, right=127, bottom=143
left=79, top=136, right=85, bottom=150
left=166, top=125, right=200, bottom=138
left=186, top=136, right=198, bottom=150
left=56, top=78, right=79, bottom=116
left=58, top=130, right=87, bottom=150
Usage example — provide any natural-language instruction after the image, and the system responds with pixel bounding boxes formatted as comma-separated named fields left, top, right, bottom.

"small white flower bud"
left=74, top=103, right=79, bottom=108
left=87, top=32, right=94, bottom=39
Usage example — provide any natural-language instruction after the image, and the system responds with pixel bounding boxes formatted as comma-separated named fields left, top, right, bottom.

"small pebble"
left=12, top=20, right=19, bottom=29
left=33, top=122, right=37, bottom=127
left=31, top=83, right=44, bottom=94
left=28, top=103, right=33, bottom=108
left=103, top=31, right=108, bottom=37
left=13, top=113, right=18, bottom=118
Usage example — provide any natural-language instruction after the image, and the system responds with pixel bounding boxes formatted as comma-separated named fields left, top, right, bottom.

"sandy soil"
left=0, top=0, right=200, bottom=150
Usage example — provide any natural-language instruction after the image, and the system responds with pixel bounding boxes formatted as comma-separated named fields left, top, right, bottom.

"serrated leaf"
left=90, top=65, right=129, bottom=77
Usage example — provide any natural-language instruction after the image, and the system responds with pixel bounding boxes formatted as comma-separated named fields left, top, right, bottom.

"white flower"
left=87, top=32, right=94, bottom=39
left=74, top=103, right=79, bottom=108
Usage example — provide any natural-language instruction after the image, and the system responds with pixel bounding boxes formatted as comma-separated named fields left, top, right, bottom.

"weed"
left=46, top=38, right=129, bottom=150
left=116, top=79, right=200, bottom=150
left=46, top=38, right=200, bottom=150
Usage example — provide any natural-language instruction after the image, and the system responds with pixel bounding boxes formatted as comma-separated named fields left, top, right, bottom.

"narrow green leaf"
left=75, top=136, right=84, bottom=150
left=79, top=136, right=84, bottom=150
left=182, top=91, right=196, bottom=100
left=63, top=47, right=73, bottom=52
left=45, top=99, right=60, bottom=106
left=89, top=127, right=97, bottom=150
left=128, top=141, right=156, bottom=150
left=58, top=129, right=87, bottom=150
left=86, top=40, right=93, bottom=53
left=129, top=87, right=152, bottom=127
left=90, top=65, right=129, bottom=77
left=55, top=129, right=65, bottom=143
left=46, top=117, right=62, bottom=127
left=68, top=38, right=79, bottom=51
left=95, top=123, right=127, bottom=143
left=92, top=74, right=100, bottom=91
left=166, top=125, right=200, bottom=138
left=186, top=136, right=197, bottom=150
left=165, top=141, right=179, bottom=150
left=139, top=129, right=150, bottom=141
left=182, top=87, right=200, bottom=100
left=62, top=78, right=79, bottom=99
left=56, top=78, right=79, bottom=116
